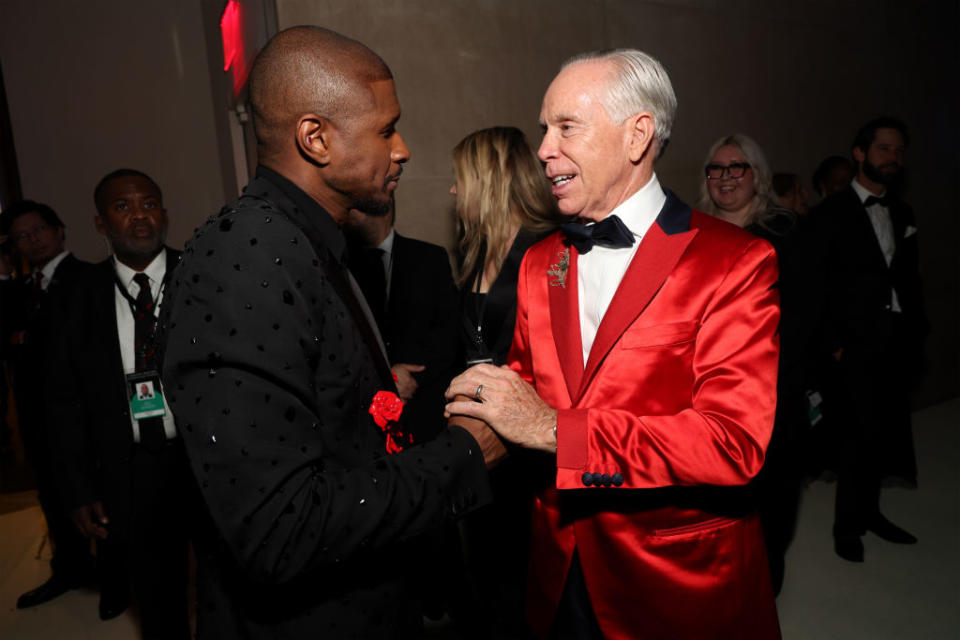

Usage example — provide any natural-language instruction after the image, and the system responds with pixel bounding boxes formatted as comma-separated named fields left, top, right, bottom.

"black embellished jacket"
left=159, top=166, right=491, bottom=639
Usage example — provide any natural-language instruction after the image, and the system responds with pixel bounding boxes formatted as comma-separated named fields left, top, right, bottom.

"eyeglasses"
left=11, top=224, right=52, bottom=243
left=705, top=162, right=751, bottom=180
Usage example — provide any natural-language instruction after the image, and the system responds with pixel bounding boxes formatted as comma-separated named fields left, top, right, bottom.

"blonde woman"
left=452, top=126, right=562, bottom=366
left=700, top=132, right=794, bottom=236
left=447, top=126, right=562, bottom=637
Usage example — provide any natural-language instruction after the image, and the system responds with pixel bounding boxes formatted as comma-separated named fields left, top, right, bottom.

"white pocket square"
left=905, top=225, right=918, bottom=237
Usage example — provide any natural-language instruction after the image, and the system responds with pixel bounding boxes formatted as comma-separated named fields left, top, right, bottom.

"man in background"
left=344, top=196, right=459, bottom=441
left=0, top=201, right=93, bottom=609
left=773, top=172, right=809, bottom=215
left=811, top=117, right=927, bottom=563
left=47, top=169, right=190, bottom=636
left=812, top=155, right=855, bottom=199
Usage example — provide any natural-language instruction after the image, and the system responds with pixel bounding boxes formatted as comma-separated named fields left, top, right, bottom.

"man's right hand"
left=72, top=502, right=109, bottom=539
left=448, top=394, right=507, bottom=468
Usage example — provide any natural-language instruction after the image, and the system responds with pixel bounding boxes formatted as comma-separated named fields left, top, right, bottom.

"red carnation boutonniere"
left=368, top=390, right=412, bottom=454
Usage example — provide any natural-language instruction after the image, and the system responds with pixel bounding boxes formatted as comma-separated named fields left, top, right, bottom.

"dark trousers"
left=756, top=384, right=807, bottom=595
left=128, top=440, right=192, bottom=640
left=548, top=551, right=604, bottom=640
left=833, top=314, right=917, bottom=538
left=19, top=412, right=93, bottom=580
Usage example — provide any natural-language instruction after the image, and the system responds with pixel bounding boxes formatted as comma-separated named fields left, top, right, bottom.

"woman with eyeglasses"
left=700, top=133, right=794, bottom=234
left=699, top=133, right=814, bottom=597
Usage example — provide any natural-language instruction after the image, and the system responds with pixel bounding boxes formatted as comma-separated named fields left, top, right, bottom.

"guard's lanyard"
left=113, top=272, right=162, bottom=320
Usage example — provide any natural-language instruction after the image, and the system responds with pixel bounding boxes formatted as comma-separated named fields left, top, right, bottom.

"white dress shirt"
left=0, top=250, right=70, bottom=286
left=37, top=250, right=70, bottom=289
left=113, top=251, right=177, bottom=441
left=851, top=179, right=901, bottom=312
left=578, top=174, right=666, bottom=365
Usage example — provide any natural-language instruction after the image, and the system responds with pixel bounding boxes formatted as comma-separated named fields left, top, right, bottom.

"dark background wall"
left=1, top=0, right=957, bottom=404
left=0, top=0, right=225, bottom=257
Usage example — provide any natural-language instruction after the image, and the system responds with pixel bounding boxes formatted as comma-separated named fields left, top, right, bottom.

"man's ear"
left=296, top=114, right=333, bottom=166
left=627, top=112, right=655, bottom=163
left=852, top=145, right=865, bottom=166
left=94, top=215, right=106, bottom=236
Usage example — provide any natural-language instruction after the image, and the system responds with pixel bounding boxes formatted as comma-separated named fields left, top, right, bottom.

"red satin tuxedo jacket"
left=509, top=193, right=782, bottom=640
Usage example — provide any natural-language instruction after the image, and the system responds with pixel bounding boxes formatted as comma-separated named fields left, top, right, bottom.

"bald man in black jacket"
left=160, top=26, right=499, bottom=639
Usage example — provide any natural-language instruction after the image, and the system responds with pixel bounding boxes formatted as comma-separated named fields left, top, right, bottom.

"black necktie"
left=864, top=195, right=891, bottom=208
left=133, top=273, right=158, bottom=371
left=561, top=215, right=635, bottom=254
left=349, top=248, right=388, bottom=332
left=132, top=273, right=166, bottom=449
left=29, top=271, right=45, bottom=312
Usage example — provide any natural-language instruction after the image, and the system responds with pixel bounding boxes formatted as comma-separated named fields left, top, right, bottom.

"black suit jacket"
left=46, top=248, right=182, bottom=527
left=159, top=167, right=491, bottom=639
left=811, top=185, right=926, bottom=354
left=380, top=233, right=459, bottom=441
left=1, top=253, right=91, bottom=456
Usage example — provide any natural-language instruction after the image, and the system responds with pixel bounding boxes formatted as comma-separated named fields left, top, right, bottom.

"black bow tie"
left=863, top=194, right=892, bottom=208
left=561, top=215, right=635, bottom=254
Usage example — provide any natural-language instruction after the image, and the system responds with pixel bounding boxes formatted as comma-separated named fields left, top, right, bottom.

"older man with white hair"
left=447, top=49, right=782, bottom=639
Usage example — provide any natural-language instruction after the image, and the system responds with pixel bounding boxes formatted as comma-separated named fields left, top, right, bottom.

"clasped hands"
left=444, top=363, right=557, bottom=467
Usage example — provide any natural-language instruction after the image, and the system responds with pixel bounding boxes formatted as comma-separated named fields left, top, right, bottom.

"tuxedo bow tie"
left=863, top=194, right=892, bottom=208
left=561, top=215, right=635, bottom=254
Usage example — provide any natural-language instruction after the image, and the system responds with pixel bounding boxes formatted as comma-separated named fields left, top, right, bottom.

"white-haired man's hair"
left=562, top=49, right=678, bottom=158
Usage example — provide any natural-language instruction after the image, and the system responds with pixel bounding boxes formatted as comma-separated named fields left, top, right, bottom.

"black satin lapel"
left=889, top=201, right=908, bottom=250
left=656, top=189, right=693, bottom=235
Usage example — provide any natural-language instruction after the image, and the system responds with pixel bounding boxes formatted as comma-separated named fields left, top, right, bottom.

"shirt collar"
left=851, top=178, right=886, bottom=204
left=255, top=165, right=347, bottom=263
left=39, top=250, right=70, bottom=285
left=597, top=173, right=666, bottom=239
left=377, top=228, right=395, bottom=255
left=113, top=250, right=167, bottom=288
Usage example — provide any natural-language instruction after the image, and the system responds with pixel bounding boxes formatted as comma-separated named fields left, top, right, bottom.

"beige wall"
left=0, top=0, right=226, bottom=261
left=0, top=0, right=956, bottom=401
left=276, top=0, right=959, bottom=403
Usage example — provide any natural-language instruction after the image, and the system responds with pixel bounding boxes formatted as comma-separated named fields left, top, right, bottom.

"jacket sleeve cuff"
left=556, top=408, right=588, bottom=470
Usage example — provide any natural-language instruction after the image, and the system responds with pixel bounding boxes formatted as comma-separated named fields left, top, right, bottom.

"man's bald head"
left=249, top=26, right=393, bottom=158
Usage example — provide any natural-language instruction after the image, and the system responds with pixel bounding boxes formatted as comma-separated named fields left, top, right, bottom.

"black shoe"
left=98, top=589, right=129, bottom=621
left=834, top=535, right=864, bottom=562
left=868, top=514, right=918, bottom=544
left=16, top=575, right=76, bottom=609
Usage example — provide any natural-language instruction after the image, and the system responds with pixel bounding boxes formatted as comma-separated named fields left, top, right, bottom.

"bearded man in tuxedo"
left=810, top=117, right=926, bottom=563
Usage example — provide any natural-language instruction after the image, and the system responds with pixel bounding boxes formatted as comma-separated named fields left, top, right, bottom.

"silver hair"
left=562, top=49, right=678, bottom=158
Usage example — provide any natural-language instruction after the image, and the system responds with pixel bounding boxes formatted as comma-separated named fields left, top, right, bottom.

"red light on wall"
left=220, top=0, right=241, bottom=72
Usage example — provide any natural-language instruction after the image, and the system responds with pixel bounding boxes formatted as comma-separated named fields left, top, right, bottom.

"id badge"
left=127, top=371, right=168, bottom=420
